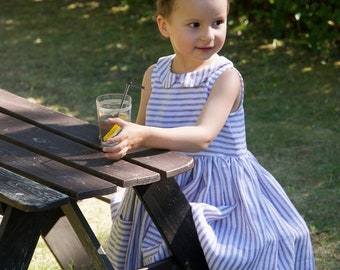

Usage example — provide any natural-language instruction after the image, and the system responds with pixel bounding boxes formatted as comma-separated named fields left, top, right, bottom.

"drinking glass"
left=96, top=93, right=132, bottom=146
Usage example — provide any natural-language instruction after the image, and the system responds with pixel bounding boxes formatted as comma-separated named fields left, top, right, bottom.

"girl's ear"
left=157, top=15, right=170, bottom=38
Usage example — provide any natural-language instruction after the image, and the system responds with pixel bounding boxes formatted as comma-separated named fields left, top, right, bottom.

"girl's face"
left=157, top=0, right=228, bottom=72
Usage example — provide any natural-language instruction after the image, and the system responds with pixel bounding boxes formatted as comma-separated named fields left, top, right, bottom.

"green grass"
left=0, top=1, right=339, bottom=269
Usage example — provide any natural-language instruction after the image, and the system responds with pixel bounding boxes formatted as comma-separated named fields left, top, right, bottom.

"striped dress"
left=106, top=55, right=315, bottom=269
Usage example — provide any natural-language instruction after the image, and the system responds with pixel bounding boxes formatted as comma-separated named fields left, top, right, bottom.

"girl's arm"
left=103, top=66, right=242, bottom=160
left=135, top=64, right=154, bottom=125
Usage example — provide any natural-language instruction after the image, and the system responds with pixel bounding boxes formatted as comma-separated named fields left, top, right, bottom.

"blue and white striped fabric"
left=106, top=55, right=315, bottom=269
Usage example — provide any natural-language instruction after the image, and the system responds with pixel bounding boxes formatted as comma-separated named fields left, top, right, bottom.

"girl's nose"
left=200, top=27, right=214, bottom=41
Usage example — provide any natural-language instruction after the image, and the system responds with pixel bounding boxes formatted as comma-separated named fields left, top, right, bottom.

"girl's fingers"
left=108, top=117, right=126, bottom=126
left=104, top=146, right=127, bottom=160
left=103, top=137, right=129, bottom=160
left=102, top=120, right=141, bottom=160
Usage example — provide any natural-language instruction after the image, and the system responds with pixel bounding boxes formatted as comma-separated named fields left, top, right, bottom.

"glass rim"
left=96, top=94, right=132, bottom=113
left=96, top=93, right=132, bottom=101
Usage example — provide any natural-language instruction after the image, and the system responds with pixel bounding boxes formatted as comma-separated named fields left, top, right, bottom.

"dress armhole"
left=230, top=67, right=244, bottom=113
left=230, top=67, right=244, bottom=114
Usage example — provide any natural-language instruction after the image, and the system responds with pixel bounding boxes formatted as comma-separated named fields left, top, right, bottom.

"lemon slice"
left=102, top=114, right=126, bottom=142
left=103, top=124, right=122, bottom=142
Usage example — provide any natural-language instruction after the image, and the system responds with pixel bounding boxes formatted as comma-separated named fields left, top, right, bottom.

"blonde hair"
left=156, top=0, right=232, bottom=18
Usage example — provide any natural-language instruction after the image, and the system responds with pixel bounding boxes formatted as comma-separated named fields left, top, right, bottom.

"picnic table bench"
left=0, top=167, right=69, bottom=269
left=0, top=88, right=209, bottom=270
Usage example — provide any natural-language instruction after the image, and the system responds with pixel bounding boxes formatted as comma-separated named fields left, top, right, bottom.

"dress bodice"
left=146, top=54, right=247, bottom=157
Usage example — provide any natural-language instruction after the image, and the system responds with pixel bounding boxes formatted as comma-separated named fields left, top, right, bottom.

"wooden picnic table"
left=0, top=89, right=209, bottom=270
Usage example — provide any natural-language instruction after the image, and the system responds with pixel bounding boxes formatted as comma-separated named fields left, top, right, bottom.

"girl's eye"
left=189, top=22, right=200, bottom=28
left=213, top=20, right=224, bottom=27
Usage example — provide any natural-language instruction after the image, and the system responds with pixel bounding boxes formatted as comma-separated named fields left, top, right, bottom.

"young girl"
left=104, top=0, right=315, bottom=269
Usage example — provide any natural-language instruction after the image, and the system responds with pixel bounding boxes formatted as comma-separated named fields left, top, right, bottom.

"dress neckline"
left=156, top=55, right=229, bottom=88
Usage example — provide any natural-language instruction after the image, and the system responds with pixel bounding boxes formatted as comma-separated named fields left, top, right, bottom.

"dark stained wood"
left=138, top=257, right=179, bottom=270
left=0, top=140, right=116, bottom=200
left=0, top=88, right=194, bottom=180
left=41, top=202, right=114, bottom=270
left=0, top=112, right=160, bottom=187
left=62, top=201, right=114, bottom=269
left=126, top=148, right=194, bottom=179
left=134, top=178, right=209, bottom=270
left=0, top=167, right=69, bottom=212
left=0, top=88, right=100, bottom=149
left=41, top=208, right=93, bottom=269
left=0, top=203, right=5, bottom=215
left=0, top=206, right=43, bottom=270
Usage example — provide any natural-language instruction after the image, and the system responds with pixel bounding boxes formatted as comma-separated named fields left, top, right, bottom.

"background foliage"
left=231, top=0, right=339, bottom=53
left=126, top=0, right=340, bottom=55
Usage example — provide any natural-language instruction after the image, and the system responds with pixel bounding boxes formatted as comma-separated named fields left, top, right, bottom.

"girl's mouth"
left=196, top=46, right=214, bottom=52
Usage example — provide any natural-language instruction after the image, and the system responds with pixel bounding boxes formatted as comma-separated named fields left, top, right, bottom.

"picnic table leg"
left=41, top=201, right=113, bottom=270
left=0, top=205, right=42, bottom=269
left=133, top=177, right=209, bottom=270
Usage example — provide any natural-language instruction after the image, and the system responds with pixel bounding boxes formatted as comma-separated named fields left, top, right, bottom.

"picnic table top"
left=0, top=88, right=194, bottom=198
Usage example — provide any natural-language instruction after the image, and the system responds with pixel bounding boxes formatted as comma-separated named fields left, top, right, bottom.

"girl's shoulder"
left=154, top=55, right=175, bottom=71
left=204, top=56, right=240, bottom=86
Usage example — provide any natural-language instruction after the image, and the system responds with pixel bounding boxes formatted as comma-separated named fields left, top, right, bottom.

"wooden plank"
left=0, top=140, right=116, bottom=200
left=62, top=201, right=113, bottom=269
left=0, top=113, right=160, bottom=187
left=126, top=148, right=194, bottom=179
left=138, top=257, right=179, bottom=270
left=41, top=209, right=93, bottom=269
left=0, top=167, right=69, bottom=212
left=0, top=88, right=100, bottom=149
left=134, top=178, right=209, bottom=270
left=41, top=203, right=113, bottom=270
left=0, top=206, right=43, bottom=269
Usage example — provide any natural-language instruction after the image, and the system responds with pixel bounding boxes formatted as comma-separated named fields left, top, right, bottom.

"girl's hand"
left=102, top=118, right=145, bottom=160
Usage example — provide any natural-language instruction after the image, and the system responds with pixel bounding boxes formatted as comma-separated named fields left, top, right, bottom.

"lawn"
left=0, top=1, right=339, bottom=269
